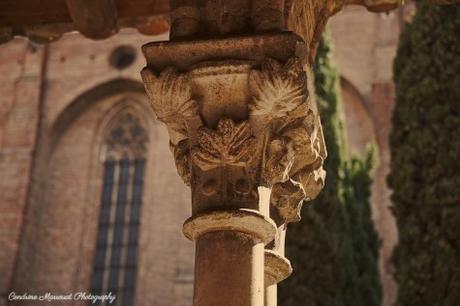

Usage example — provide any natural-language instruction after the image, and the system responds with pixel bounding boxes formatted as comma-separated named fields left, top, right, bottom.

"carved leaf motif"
left=249, top=57, right=308, bottom=120
left=141, top=67, right=198, bottom=119
left=192, top=119, right=256, bottom=167
left=263, top=138, right=292, bottom=185
left=141, top=67, right=199, bottom=145
left=170, top=140, right=192, bottom=186
left=141, top=67, right=200, bottom=185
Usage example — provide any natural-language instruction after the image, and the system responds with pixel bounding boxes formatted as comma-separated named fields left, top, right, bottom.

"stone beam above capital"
left=344, top=0, right=402, bottom=12
left=284, top=0, right=401, bottom=63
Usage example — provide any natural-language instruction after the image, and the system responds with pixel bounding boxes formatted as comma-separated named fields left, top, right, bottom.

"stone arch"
left=339, top=76, right=400, bottom=306
left=340, top=76, right=377, bottom=157
left=49, top=78, right=149, bottom=153
left=13, top=77, right=195, bottom=306
left=89, top=108, right=151, bottom=305
left=13, top=79, right=158, bottom=303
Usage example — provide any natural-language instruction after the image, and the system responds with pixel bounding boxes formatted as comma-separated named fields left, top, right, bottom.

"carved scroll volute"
left=141, top=67, right=200, bottom=185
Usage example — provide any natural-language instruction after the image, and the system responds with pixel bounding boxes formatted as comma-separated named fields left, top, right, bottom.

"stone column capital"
left=141, top=33, right=325, bottom=222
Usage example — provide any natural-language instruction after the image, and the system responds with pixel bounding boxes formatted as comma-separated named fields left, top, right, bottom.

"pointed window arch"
left=91, top=111, right=149, bottom=306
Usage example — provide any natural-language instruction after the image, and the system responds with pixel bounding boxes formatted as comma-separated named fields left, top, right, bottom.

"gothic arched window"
left=90, top=112, right=149, bottom=306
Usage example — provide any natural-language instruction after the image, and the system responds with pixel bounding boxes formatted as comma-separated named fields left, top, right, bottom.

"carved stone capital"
left=141, top=33, right=325, bottom=238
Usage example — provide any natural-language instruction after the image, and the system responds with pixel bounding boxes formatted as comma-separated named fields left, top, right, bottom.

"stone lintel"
left=142, top=32, right=306, bottom=72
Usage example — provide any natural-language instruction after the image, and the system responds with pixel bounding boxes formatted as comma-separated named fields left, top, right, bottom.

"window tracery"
left=91, top=111, right=148, bottom=306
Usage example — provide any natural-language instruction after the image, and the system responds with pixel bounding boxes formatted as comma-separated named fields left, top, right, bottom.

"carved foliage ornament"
left=248, top=58, right=325, bottom=223
left=141, top=67, right=199, bottom=184
left=141, top=67, right=199, bottom=145
left=249, top=58, right=308, bottom=121
left=191, top=119, right=259, bottom=211
left=141, top=57, right=325, bottom=220
left=192, top=119, right=257, bottom=169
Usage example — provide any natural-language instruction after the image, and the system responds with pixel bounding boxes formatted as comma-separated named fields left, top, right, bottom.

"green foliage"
left=279, top=34, right=381, bottom=306
left=341, top=149, right=382, bottom=306
left=389, top=1, right=460, bottom=305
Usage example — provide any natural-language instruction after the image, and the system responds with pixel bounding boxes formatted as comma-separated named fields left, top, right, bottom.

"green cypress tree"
left=389, top=1, right=460, bottom=305
left=341, top=150, right=382, bottom=306
left=279, top=33, right=382, bottom=306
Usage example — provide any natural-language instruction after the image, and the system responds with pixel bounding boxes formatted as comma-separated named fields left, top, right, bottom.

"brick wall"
left=1, top=30, right=195, bottom=306
left=0, top=39, right=45, bottom=306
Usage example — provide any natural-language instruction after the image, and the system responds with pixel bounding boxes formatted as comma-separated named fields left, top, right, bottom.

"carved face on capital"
left=283, top=127, right=319, bottom=174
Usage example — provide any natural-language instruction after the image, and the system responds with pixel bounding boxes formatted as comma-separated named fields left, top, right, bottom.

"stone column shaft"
left=265, top=285, right=277, bottom=306
left=194, top=231, right=265, bottom=306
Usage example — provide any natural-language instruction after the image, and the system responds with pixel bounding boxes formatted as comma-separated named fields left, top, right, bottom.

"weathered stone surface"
left=142, top=32, right=306, bottom=71
left=265, top=250, right=293, bottom=286
left=142, top=47, right=325, bottom=218
left=192, top=119, right=259, bottom=212
left=169, top=0, right=284, bottom=38
left=194, top=231, right=265, bottom=306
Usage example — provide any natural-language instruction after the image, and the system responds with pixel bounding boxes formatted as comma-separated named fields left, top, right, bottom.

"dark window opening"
left=91, top=113, right=148, bottom=306
left=109, top=46, right=136, bottom=70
